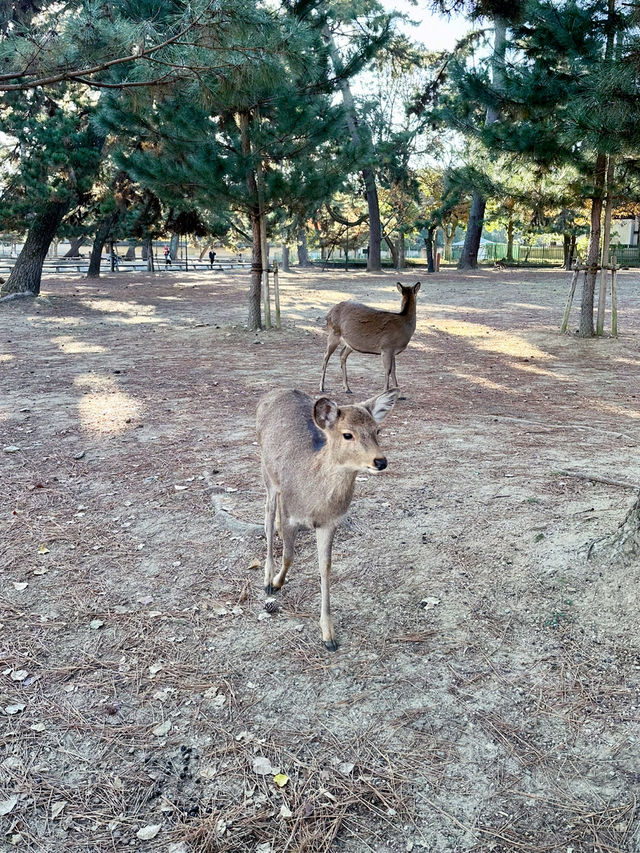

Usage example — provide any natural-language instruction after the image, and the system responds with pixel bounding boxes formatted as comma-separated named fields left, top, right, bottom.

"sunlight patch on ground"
left=615, top=357, right=640, bottom=368
left=594, top=400, right=640, bottom=421
left=505, top=302, right=550, bottom=312
left=0, top=353, right=14, bottom=362
left=51, top=335, right=106, bottom=354
left=425, top=303, right=488, bottom=315
left=507, top=361, right=568, bottom=380
left=430, top=317, right=553, bottom=360
left=452, top=370, right=515, bottom=393
left=74, top=372, right=142, bottom=434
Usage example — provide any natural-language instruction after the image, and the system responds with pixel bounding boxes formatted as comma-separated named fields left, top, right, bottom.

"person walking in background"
left=209, top=249, right=216, bottom=269
left=164, top=245, right=172, bottom=267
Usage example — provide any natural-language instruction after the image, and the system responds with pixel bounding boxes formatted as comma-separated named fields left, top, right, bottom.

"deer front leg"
left=390, top=354, right=398, bottom=389
left=263, top=475, right=278, bottom=594
left=316, top=525, right=337, bottom=651
left=340, top=345, right=354, bottom=394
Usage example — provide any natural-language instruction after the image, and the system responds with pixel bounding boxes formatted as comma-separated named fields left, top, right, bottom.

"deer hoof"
left=264, top=584, right=280, bottom=595
left=323, top=638, right=339, bottom=652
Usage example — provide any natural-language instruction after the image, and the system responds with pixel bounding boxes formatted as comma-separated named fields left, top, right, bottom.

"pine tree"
left=0, top=85, right=103, bottom=296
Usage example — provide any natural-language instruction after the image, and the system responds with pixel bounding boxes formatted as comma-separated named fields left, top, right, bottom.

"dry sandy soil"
left=1, top=266, right=640, bottom=853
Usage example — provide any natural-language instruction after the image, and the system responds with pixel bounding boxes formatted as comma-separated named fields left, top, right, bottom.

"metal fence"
left=447, top=242, right=640, bottom=266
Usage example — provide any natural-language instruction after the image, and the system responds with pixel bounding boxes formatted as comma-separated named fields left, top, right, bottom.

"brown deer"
left=320, top=281, right=421, bottom=394
left=256, top=387, right=398, bottom=650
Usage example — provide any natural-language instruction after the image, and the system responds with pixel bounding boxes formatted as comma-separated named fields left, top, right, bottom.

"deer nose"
left=373, top=457, right=387, bottom=471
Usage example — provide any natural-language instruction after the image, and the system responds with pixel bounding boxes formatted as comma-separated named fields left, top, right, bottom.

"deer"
left=320, top=281, right=421, bottom=395
left=256, top=387, right=398, bottom=651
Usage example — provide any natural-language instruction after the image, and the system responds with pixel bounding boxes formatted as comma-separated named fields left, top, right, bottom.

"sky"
left=384, top=1, right=472, bottom=51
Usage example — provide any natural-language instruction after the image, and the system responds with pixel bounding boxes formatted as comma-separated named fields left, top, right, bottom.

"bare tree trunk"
left=397, top=233, right=406, bottom=270
left=1, top=200, right=69, bottom=297
left=281, top=244, right=290, bottom=272
left=384, top=235, right=398, bottom=268
left=125, top=244, right=136, bottom=260
left=443, top=220, right=456, bottom=262
left=64, top=236, right=86, bottom=258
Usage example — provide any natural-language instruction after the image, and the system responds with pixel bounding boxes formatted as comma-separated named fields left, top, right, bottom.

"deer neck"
left=399, top=295, right=415, bottom=318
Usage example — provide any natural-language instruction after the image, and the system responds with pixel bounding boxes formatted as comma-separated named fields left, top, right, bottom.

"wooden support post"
left=273, top=260, right=281, bottom=329
left=611, top=255, right=618, bottom=337
left=561, top=266, right=581, bottom=333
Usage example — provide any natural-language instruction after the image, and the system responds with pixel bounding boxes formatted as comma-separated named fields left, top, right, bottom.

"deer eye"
left=342, top=432, right=354, bottom=440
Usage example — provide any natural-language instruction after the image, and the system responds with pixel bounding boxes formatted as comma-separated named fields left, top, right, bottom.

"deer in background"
left=320, top=281, right=421, bottom=394
left=256, top=387, right=398, bottom=651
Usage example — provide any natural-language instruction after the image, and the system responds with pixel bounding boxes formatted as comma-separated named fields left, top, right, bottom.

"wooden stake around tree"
left=561, top=264, right=581, bottom=333
left=611, top=255, right=618, bottom=336
left=272, top=260, right=281, bottom=329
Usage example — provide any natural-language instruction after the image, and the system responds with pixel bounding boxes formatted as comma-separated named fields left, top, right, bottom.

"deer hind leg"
left=316, top=525, right=338, bottom=650
left=381, top=349, right=395, bottom=391
left=390, top=354, right=398, bottom=389
left=340, top=345, right=354, bottom=394
left=320, top=330, right=342, bottom=392
left=262, top=468, right=279, bottom=594
left=272, top=514, right=297, bottom=590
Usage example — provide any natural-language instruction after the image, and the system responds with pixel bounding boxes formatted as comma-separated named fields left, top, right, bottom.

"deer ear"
left=362, top=388, right=399, bottom=424
left=396, top=281, right=403, bottom=293
left=413, top=282, right=421, bottom=293
left=313, top=397, right=339, bottom=430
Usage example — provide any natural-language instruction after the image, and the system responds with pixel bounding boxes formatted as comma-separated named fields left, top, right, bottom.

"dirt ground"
left=1, top=266, right=640, bottom=853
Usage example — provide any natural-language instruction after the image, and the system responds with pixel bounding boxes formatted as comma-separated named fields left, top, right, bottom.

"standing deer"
left=320, top=281, right=421, bottom=394
left=256, top=387, right=398, bottom=650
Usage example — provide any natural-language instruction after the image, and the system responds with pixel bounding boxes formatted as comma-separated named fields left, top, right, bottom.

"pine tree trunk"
left=326, top=34, right=382, bottom=272
left=1, top=200, right=68, bottom=297
left=282, top=244, right=290, bottom=272
left=425, top=226, right=436, bottom=273
left=248, top=209, right=262, bottom=330
left=563, top=234, right=571, bottom=269
left=125, top=245, right=136, bottom=260
left=589, top=493, right=640, bottom=566
left=297, top=227, right=312, bottom=266
left=87, top=214, right=116, bottom=278
left=143, top=237, right=155, bottom=271
left=364, top=167, right=382, bottom=271
left=580, top=153, right=607, bottom=337
left=239, top=110, right=262, bottom=330
left=458, top=192, right=487, bottom=270
left=506, top=217, right=514, bottom=262
left=458, top=17, right=506, bottom=271
left=170, top=233, right=180, bottom=263
left=64, top=236, right=86, bottom=258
